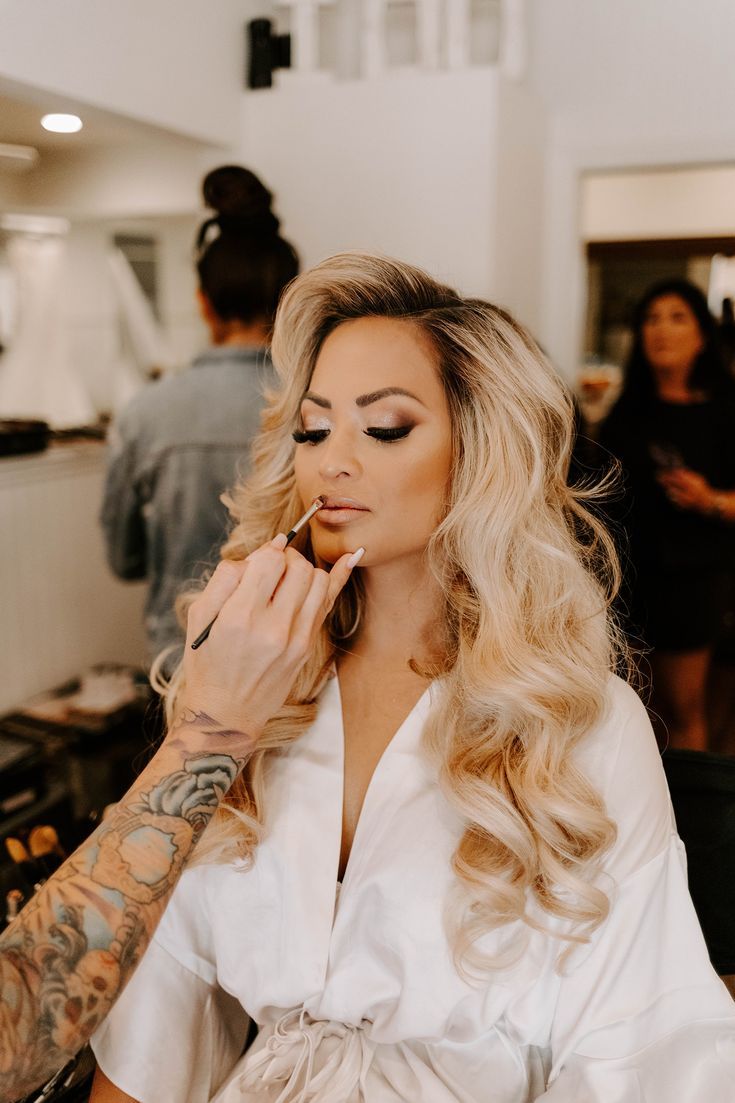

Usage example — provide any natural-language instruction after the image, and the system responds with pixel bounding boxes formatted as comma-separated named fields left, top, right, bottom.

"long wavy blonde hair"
left=156, top=252, right=626, bottom=973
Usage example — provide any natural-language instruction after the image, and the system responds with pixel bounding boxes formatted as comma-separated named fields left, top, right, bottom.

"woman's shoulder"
left=574, top=676, right=674, bottom=879
left=602, top=672, right=649, bottom=729
left=113, top=371, right=194, bottom=441
left=574, top=676, right=657, bottom=786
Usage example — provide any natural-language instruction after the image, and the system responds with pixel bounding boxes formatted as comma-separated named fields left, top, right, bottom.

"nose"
left=317, top=425, right=363, bottom=482
left=646, top=320, right=670, bottom=343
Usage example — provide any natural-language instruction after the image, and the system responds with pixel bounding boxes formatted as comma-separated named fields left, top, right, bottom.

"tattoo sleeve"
left=0, top=714, right=254, bottom=1103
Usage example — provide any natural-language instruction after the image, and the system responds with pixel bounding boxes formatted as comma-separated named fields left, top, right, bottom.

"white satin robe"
left=91, top=675, right=735, bottom=1102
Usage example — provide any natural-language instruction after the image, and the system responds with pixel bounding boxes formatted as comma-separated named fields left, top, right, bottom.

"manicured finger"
left=286, top=567, right=331, bottom=657
left=270, top=549, right=316, bottom=615
left=222, top=545, right=288, bottom=620
left=326, top=548, right=365, bottom=611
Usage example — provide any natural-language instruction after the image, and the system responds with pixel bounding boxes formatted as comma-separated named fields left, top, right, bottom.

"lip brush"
left=190, top=496, right=326, bottom=650
left=283, top=494, right=325, bottom=543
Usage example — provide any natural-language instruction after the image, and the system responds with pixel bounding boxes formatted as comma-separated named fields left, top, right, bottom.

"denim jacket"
left=100, top=346, right=275, bottom=661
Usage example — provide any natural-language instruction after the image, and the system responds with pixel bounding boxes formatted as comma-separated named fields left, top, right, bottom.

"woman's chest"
left=203, top=685, right=470, bottom=1021
left=202, top=681, right=558, bottom=1039
left=209, top=758, right=478, bottom=1032
left=338, top=670, right=433, bottom=879
left=646, top=405, right=733, bottom=482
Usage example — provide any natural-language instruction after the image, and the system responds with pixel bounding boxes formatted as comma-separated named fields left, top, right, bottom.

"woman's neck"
left=211, top=320, right=270, bottom=348
left=653, top=363, right=703, bottom=403
left=345, top=557, right=444, bottom=671
left=655, top=384, right=707, bottom=404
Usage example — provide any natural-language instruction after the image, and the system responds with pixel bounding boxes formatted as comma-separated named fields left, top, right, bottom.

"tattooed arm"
left=0, top=711, right=256, bottom=1103
left=0, top=536, right=359, bottom=1102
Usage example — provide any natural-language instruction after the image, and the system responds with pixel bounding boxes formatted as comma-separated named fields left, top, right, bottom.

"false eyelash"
left=364, top=426, right=413, bottom=441
left=292, top=425, right=414, bottom=445
left=292, top=429, right=329, bottom=445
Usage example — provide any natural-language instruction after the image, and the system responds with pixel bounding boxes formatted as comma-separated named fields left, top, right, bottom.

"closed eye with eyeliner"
left=292, top=425, right=414, bottom=445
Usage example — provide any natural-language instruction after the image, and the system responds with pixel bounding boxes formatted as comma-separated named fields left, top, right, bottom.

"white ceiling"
left=529, top=0, right=735, bottom=123
left=0, top=87, right=204, bottom=154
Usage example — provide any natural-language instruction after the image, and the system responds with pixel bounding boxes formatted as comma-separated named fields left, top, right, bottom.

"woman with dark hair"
left=600, top=278, right=735, bottom=750
left=195, top=166, right=299, bottom=335
left=101, top=165, right=299, bottom=662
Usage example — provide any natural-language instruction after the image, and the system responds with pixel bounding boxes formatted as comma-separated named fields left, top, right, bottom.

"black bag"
left=662, top=747, right=735, bottom=976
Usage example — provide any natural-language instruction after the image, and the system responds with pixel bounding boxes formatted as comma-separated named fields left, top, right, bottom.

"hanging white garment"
left=91, top=676, right=735, bottom=1102
left=106, top=247, right=176, bottom=385
left=0, top=235, right=95, bottom=427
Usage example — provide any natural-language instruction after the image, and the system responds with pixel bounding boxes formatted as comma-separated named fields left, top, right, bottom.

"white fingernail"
left=271, top=533, right=288, bottom=549
left=346, top=547, right=365, bottom=569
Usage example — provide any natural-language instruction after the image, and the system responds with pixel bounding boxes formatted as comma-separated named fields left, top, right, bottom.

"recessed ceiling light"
left=41, top=113, right=83, bottom=134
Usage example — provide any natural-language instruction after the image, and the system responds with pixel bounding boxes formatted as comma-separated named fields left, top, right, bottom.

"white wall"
left=582, top=166, right=735, bottom=242
left=0, top=0, right=246, bottom=145
left=529, top=0, right=735, bottom=155
left=240, top=69, right=500, bottom=297
left=9, top=143, right=221, bottom=220
left=528, top=0, right=735, bottom=379
left=0, top=445, right=148, bottom=713
left=238, top=65, right=548, bottom=337
left=493, top=76, right=547, bottom=336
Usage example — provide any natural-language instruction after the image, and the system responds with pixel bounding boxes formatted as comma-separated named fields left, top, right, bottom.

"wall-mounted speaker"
left=246, top=19, right=291, bottom=89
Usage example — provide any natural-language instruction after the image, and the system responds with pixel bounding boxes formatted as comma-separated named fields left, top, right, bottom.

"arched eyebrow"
left=301, top=386, right=425, bottom=408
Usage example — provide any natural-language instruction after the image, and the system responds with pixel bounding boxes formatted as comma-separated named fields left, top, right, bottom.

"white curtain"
left=0, top=234, right=96, bottom=428
left=108, top=245, right=175, bottom=370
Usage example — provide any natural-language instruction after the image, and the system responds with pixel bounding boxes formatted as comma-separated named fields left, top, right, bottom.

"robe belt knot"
left=235, top=1006, right=376, bottom=1102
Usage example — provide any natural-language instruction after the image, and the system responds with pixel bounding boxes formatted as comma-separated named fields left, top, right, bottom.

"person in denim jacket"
left=101, top=165, right=299, bottom=664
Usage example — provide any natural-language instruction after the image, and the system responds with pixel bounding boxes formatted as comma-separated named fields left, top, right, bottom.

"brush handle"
left=190, top=614, right=218, bottom=650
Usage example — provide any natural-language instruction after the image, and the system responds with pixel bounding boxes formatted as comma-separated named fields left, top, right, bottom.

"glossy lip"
left=316, top=495, right=370, bottom=525
left=320, top=496, right=369, bottom=510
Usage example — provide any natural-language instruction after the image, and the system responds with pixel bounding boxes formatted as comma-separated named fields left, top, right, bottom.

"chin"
left=312, top=531, right=378, bottom=569
left=310, top=533, right=350, bottom=566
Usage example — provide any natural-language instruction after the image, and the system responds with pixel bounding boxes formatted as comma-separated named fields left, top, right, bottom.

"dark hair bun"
left=202, top=164, right=280, bottom=237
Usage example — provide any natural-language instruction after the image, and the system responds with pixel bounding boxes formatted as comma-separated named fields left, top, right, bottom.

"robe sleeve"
left=90, top=868, right=250, bottom=1103
left=537, top=681, right=735, bottom=1101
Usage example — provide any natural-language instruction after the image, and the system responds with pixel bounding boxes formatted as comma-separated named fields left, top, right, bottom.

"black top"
left=599, top=395, right=735, bottom=570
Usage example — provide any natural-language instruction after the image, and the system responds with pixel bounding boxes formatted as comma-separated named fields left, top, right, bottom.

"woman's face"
left=641, top=293, right=704, bottom=378
left=293, top=316, right=453, bottom=568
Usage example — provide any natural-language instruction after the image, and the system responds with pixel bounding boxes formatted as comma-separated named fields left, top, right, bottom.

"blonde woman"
left=89, top=254, right=733, bottom=1102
